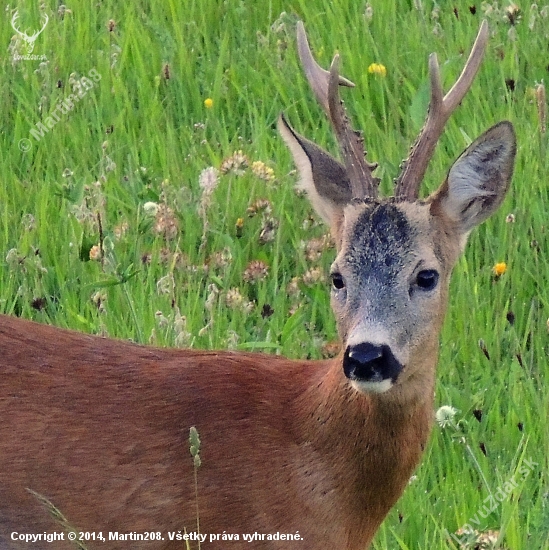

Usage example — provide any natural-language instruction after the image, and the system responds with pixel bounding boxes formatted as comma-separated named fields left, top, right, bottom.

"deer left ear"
left=431, top=121, right=516, bottom=233
left=278, top=113, right=352, bottom=227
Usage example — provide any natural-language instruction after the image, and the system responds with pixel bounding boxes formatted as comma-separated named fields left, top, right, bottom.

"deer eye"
left=331, top=273, right=345, bottom=290
left=415, top=269, right=439, bottom=291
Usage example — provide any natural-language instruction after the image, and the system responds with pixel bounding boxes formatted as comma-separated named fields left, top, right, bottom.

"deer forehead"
left=336, top=201, right=444, bottom=279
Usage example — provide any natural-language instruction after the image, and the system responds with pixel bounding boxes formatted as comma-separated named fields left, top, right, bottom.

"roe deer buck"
left=0, top=20, right=515, bottom=550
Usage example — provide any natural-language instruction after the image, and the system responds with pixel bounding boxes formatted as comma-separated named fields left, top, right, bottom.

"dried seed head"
left=91, top=291, right=107, bottom=313
left=204, top=284, right=219, bottom=312
left=478, top=339, right=490, bottom=360
left=505, top=3, right=521, bottom=25
left=208, top=248, right=233, bottom=270
left=173, top=307, right=192, bottom=348
left=302, top=267, right=324, bottom=286
left=156, top=273, right=175, bottom=295
left=89, top=245, right=102, bottom=261
left=158, top=248, right=185, bottom=269
left=225, top=288, right=245, bottom=309
left=224, top=288, right=254, bottom=313
left=21, top=213, right=36, bottom=231
left=154, top=204, right=179, bottom=240
left=247, top=199, right=272, bottom=217
left=304, top=234, right=333, bottom=262
left=220, top=150, right=249, bottom=175
left=536, top=83, right=546, bottom=133
left=287, top=277, right=301, bottom=297
left=155, top=311, right=169, bottom=329
left=113, top=221, right=129, bottom=240
left=259, top=217, right=278, bottom=244
left=226, top=330, right=239, bottom=350
left=243, top=260, right=269, bottom=283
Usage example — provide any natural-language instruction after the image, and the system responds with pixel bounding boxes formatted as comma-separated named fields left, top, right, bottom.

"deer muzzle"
left=343, top=343, right=402, bottom=390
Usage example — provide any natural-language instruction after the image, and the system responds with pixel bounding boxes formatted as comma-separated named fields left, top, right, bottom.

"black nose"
left=343, top=342, right=402, bottom=383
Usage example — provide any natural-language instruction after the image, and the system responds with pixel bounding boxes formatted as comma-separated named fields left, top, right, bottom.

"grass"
left=1, top=1, right=548, bottom=548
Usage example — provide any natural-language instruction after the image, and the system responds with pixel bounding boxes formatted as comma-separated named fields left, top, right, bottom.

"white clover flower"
left=199, top=166, right=219, bottom=194
left=143, top=201, right=159, bottom=216
left=435, top=405, right=458, bottom=428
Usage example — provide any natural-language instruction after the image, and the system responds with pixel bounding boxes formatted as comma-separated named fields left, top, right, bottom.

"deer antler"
left=297, top=22, right=380, bottom=200
left=394, top=21, right=489, bottom=200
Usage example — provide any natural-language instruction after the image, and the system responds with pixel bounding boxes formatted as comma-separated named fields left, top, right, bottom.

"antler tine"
left=296, top=21, right=355, bottom=110
left=394, top=20, right=489, bottom=201
left=297, top=21, right=380, bottom=199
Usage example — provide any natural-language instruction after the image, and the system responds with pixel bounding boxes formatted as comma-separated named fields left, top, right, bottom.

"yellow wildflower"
left=204, top=98, right=213, bottom=109
left=235, top=217, right=244, bottom=238
left=493, top=262, right=507, bottom=276
left=368, top=63, right=387, bottom=77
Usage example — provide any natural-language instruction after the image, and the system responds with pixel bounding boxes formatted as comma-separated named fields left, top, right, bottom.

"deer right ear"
left=278, top=113, right=352, bottom=226
left=431, top=121, right=516, bottom=234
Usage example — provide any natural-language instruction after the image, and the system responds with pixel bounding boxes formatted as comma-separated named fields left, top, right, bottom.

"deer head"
left=279, top=21, right=515, bottom=401
left=11, top=10, right=49, bottom=55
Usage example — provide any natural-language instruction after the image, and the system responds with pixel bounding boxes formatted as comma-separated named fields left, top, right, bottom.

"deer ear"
left=431, top=121, right=516, bottom=234
left=278, top=114, right=352, bottom=226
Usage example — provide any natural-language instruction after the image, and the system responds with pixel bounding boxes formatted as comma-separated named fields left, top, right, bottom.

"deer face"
left=329, top=200, right=449, bottom=393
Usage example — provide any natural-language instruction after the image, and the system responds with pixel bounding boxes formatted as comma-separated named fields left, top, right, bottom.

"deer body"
left=0, top=21, right=515, bottom=550
left=1, top=314, right=429, bottom=549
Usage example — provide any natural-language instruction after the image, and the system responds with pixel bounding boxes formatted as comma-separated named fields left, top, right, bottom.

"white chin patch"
left=350, top=378, right=393, bottom=394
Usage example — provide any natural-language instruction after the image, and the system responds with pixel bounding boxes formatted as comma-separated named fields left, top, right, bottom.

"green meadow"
left=1, top=1, right=548, bottom=548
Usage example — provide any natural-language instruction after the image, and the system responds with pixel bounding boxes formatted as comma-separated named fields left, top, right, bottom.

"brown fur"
left=0, top=314, right=431, bottom=549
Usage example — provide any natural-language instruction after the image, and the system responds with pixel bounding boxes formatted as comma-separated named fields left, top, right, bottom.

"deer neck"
left=296, top=354, right=435, bottom=543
